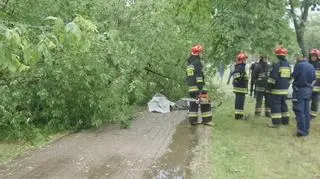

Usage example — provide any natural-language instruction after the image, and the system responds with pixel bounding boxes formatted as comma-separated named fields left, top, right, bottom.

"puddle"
left=143, top=120, right=201, bottom=179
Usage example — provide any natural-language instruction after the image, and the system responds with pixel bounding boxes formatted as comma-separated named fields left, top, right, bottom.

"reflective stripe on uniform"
left=258, top=73, right=266, bottom=78
left=281, top=112, right=290, bottom=118
left=235, top=109, right=244, bottom=114
left=313, top=86, right=320, bottom=92
left=255, top=86, right=265, bottom=92
left=271, top=89, right=288, bottom=95
left=233, top=87, right=248, bottom=94
left=187, top=65, right=195, bottom=76
left=268, top=78, right=276, bottom=84
left=255, top=108, right=262, bottom=112
left=233, top=72, right=240, bottom=79
left=279, top=67, right=291, bottom=78
left=189, top=86, right=199, bottom=92
left=271, top=113, right=282, bottom=119
left=202, top=111, right=212, bottom=117
left=316, top=70, right=320, bottom=79
left=188, top=112, right=198, bottom=117
left=311, top=111, right=317, bottom=117
left=196, top=77, right=203, bottom=83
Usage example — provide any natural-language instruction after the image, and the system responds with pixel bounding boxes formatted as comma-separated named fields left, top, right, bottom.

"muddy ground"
left=0, top=111, right=213, bottom=179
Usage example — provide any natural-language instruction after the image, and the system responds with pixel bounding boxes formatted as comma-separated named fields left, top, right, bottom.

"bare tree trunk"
left=289, top=0, right=311, bottom=57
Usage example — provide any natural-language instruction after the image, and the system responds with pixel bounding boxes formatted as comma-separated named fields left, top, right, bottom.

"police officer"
left=267, top=47, right=291, bottom=127
left=232, top=52, right=249, bottom=120
left=308, top=49, right=320, bottom=118
left=186, top=44, right=213, bottom=125
left=252, top=55, right=271, bottom=117
left=292, top=55, right=315, bottom=137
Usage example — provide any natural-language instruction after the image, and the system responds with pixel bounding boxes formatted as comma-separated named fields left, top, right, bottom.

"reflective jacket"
left=232, top=63, right=248, bottom=94
left=186, top=55, right=205, bottom=92
left=309, top=60, right=320, bottom=93
left=267, top=58, right=291, bottom=95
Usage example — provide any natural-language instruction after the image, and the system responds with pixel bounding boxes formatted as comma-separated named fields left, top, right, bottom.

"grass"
left=0, top=132, right=67, bottom=165
left=211, top=79, right=320, bottom=178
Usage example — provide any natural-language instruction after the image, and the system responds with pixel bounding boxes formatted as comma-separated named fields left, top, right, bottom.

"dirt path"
left=0, top=111, right=213, bottom=179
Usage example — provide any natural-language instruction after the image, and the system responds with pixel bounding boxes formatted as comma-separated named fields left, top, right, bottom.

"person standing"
left=292, top=55, right=315, bottom=137
left=308, top=49, right=320, bottom=118
left=252, top=55, right=271, bottom=117
left=186, top=44, right=213, bottom=126
left=227, top=62, right=235, bottom=85
left=267, top=47, right=291, bottom=127
left=249, top=60, right=258, bottom=97
left=232, top=52, right=249, bottom=120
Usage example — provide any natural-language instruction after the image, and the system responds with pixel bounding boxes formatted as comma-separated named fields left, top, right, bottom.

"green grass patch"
left=212, top=95, right=320, bottom=179
left=0, top=132, right=66, bottom=164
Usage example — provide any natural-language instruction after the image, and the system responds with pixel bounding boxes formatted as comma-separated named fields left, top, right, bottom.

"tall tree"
left=288, top=0, right=320, bottom=56
left=304, top=14, right=320, bottom=49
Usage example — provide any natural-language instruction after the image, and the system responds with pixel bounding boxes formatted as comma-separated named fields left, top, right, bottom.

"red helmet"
left=191, top=45, right=203, bottom=55
left=275, top=47, right=288, bottom=56
left=310, top=49, right=319, bottom=57
left=236, top=52, right=248, bottom=63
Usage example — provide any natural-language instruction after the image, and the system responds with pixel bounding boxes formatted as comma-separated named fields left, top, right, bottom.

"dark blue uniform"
left=292, top=59, right=315, bottom=136
left=252, top=60, right=271, bottom=116
left=267, top=57, right=291, bottom=125
left=186, top=55, right=212, bottom=125
left=309, top=60, right=320, bottom=118
left=232, top=63, right=248, bottom=119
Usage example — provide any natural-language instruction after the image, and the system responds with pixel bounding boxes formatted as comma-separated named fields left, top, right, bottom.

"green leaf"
left=66, top=22, right=82, bottom=41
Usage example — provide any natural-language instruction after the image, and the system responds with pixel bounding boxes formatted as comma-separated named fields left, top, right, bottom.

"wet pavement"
left=0, top=111, right=213, bottom=179
left=144, top=120, right=211, bottom=179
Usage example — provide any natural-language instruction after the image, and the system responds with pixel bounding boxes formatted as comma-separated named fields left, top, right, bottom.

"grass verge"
left=212, top=95, right=320, bottom=179
left=0, top=132, right=67, bottom=165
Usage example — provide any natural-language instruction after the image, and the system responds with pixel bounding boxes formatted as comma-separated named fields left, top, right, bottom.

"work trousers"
left=293, top=98, right=311, bottom=136
left=270, top=95, right=289, bottom=125
left=255, top=91, right=271, bottom=117
left=235, top=93, right=246, bottom=119
left=188, top=92, right=212, bottom=125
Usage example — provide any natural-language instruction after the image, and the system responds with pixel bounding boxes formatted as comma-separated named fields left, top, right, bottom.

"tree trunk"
left=289, top=0, right=311, bottom=57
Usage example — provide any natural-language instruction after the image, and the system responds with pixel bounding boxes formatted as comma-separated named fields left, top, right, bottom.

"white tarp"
left=148, top=93, right=175, bottom=113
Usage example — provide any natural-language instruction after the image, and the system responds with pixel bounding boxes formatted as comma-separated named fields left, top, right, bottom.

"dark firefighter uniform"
left=309, top=49, right=320, bottom=118
left=186, top=45, right=212, bottom=125
left=252, top=56, right=271, bottom=117
left=292, top=57, right=315, bottom=137
left=249, top=61, right=258, bottom=97
left=232, top=52, right=249, bottom=119
left=267, top=47, right=291, bottom=127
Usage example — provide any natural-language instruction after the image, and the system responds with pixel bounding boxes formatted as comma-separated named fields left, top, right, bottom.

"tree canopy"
left=0, top=0, right=315, bottom=140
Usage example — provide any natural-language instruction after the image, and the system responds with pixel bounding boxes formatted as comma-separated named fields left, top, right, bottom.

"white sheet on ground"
left=148, top=93, right=175, bottom=113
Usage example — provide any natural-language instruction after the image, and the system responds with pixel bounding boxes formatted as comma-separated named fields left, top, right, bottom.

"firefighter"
left=186, top=44, right=213, bottom=126
left=232, top=52, right=249, bottom=120
left=252, top=55, right=271, bottom=117
left=292, top=54, right=315, bottom=137
left=267, top=47, right=291, bottom=127
left=308, top=49, right=320, bottom=119
left=249, top=60, right=258, bottom=97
